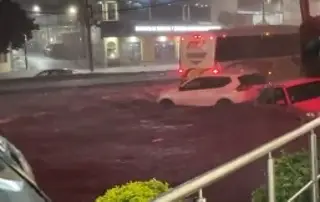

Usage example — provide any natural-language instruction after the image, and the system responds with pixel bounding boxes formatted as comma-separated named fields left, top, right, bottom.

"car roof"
left=200, top=68, right=260, bottom=78
left=271, top=77, right=320, bottom=88
left=46, top=68, right=71, bottom=71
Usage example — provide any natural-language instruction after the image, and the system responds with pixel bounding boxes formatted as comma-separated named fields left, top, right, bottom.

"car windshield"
left=286, top=81, right=320, bottom=104
left=0, top=158, right=46, bottom=202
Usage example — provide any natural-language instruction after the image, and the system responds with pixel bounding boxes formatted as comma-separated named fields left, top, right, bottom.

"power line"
left=24, top=0, right=197, bottom=15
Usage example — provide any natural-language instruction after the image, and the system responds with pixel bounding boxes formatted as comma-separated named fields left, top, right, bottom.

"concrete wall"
left=282, top=0, right=301, bottom=25
left=211, top=0, right=238, bottom=23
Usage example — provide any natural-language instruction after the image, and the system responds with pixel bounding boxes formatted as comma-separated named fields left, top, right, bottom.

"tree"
left=299, top=16, right=320, bottom=77
left=0, top=0, right=38, bottom=53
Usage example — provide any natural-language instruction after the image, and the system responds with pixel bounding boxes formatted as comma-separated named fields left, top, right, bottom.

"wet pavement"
left=0, top=81, right=302, bottom=202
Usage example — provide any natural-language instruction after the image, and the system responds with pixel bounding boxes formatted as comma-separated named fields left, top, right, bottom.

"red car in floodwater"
left=255, top=77, right=320, bottom=122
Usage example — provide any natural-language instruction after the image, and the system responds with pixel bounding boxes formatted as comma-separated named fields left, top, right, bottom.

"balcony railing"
left=152, top=117, right=320, bottom=202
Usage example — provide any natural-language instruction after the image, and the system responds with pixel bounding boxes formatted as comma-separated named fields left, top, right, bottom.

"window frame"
left=256, top=86, right=288, bottom=105
left=180, top=76, right=231, bottom=91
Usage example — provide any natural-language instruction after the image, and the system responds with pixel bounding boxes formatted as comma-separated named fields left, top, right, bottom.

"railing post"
left=310, top=129, right=319, bottom=202
left=267, top=152, right=276, bottom=202
left=196, top=189, right=206, bottom=202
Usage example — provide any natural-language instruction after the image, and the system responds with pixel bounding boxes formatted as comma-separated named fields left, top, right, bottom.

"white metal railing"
left=152, top=117, right=320, bottom=202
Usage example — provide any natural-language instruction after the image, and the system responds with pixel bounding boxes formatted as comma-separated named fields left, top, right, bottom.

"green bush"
left=95, top=179, right=170, bottom=202
left=252, top=151, right=312, bottom=202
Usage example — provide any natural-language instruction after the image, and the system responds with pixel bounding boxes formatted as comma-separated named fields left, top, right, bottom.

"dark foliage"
left=300, top=17, right=320, bottom=77
left=0, top=0, right=38, bottom=53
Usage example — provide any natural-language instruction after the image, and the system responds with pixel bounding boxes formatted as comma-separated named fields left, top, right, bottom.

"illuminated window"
left=106, top=41, right=117, bottom=58
left=0, top=54, right=7, bottom=63
left=106, top=2, right=118, bottom=21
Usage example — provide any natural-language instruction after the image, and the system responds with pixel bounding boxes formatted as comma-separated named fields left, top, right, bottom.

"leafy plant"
left=95, top=179, right=170, bottom=202
left=252, top=151, right=312, bottom=202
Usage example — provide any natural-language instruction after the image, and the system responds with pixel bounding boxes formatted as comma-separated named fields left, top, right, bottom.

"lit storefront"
left=98, top=0, right=221, bottom=66
left=100, top=23, right=221, bottom=65
left=0, top=53, right=11, bottom=72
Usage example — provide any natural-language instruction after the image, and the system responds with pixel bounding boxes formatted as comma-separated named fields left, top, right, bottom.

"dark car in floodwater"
left=0, top=135, right=50, bottom=202
left=35, top=68, right=74, bottom=77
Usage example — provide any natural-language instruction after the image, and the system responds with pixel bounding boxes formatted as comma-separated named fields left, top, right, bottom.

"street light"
left=68, top=5, right=77, bottom=16
left=32, top=4, right=41, bottom=13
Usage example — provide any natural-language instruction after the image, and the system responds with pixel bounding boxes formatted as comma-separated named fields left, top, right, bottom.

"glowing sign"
left=134, top=25, right=221, bottom=32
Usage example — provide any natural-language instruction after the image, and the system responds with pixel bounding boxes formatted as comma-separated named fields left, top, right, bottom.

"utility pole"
left=24, top=35, right=28, bottom=70
left=262, top=0, right=266, bottom=24
left=148, top=4, right=152, bottom=20
left=83, top=0, right=94, bottom=72
left=280, top=0, right=285, bottom=23
left=182, top=5, right=190, bottom=21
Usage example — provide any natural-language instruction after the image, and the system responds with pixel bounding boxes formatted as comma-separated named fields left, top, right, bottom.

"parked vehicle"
left=158, top=69, right=266, bottom=107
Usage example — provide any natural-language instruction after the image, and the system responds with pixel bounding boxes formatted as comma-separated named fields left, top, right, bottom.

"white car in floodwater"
left=158, top=70, right=266, bottom=107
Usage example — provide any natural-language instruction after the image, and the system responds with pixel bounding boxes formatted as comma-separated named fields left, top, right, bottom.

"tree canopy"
left=0, top=0, right=38, bottom=53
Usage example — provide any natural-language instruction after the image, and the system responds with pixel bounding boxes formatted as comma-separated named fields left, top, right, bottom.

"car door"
left=176, top=77, right=208, bottom=106
left=254, top=87, right=301, bottom=116
left=177, top=77, right=231, bottom=106
left=256, top=87, right=288, bottom=106
left=207, top=76, right=233, bottom=99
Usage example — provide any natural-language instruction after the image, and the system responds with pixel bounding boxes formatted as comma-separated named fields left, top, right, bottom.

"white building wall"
left=282, top=0, right=320, bottom=25
left=211, top=0, right=238, bottom=22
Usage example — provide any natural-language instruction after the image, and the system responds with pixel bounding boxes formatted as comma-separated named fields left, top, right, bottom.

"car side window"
left=238, top=73, right=267, bottom=85
left=181, top=78, right=203, bottom=91
left=181, top=77, right=231, bottom=91
left=49, top=70, right=64, bottom=76
left=37, top=71, right=49, bottom=77
left=257, top=87, right=287, bottom=105
left=204, top=77, right=231, bottom=89
left=273, top=88, right=287, bottom=104
left=47, top=71, right=56, bottom=76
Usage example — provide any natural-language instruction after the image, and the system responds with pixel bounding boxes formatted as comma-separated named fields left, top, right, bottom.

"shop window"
left=121, top=39, right=141, bottom=63
left=106, top=41, right=117, bottom=58
left=0, top=54, right=7, bottom=63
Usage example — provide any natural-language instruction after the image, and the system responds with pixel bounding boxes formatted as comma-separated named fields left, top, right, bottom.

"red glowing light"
left=193, top=35, right=201, bottom=39
left=212, top=69, right=219, bottom=74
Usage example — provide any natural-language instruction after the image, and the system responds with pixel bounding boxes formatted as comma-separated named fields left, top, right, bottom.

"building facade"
left=98, top=0, right=221, bottom=66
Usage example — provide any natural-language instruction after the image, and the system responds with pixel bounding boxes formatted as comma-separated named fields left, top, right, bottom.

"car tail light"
left=212, top=69, right=219, bottom=74
left=178, top=68, right=183, bottom=74
left=193, top=34, right=201, bottom=39
left=236, top=85, right=252, bottom=91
